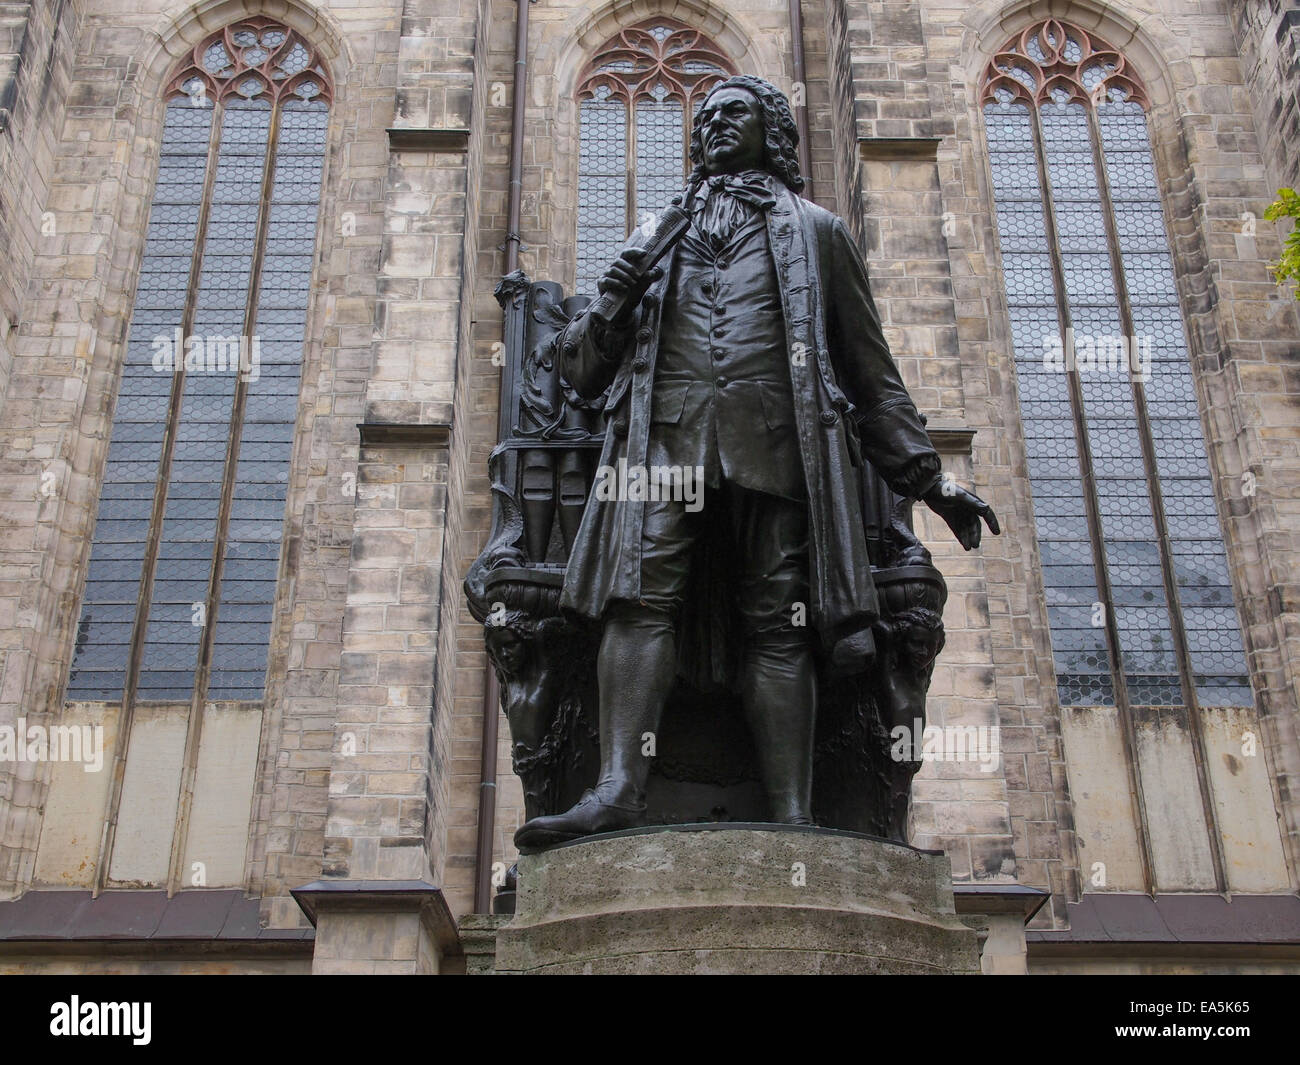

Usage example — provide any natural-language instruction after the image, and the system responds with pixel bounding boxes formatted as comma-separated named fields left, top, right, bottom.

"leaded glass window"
left=981, top=19, right=1252, bottom=712
left=575, top=19, right=734, bottom=292
left=67, top=19, right=331, bottom=703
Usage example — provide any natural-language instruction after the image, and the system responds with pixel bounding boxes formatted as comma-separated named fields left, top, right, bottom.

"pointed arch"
left=165, top=15, right=333, bottom=106
left=961, top=0, right=1188, bottom=113
left=978, top=15, right=1253, bottom=715
left=572, top=16, right=737, bottom=294
left=69, top=10, right=334, bottom=704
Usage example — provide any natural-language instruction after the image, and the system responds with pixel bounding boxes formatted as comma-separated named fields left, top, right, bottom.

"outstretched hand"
left=921, top=477, right=1000, bottom=550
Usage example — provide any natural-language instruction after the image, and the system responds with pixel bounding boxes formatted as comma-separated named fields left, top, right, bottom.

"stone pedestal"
left=293, top=880, right=463, bottom=975
left=493, top=825, right=981, bottom=974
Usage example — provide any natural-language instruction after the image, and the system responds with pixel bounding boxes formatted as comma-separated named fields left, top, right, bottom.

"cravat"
left=690, top=170, right=777, bottom=252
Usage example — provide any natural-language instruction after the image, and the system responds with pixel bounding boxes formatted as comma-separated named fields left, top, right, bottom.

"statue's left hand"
left=921, top=478, right=1000, bottom=550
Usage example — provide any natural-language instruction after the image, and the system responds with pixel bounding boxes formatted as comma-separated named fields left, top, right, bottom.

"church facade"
left=0, top=0, right=1298, bottom=974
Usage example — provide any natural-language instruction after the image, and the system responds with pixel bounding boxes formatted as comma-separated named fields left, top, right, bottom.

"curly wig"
left=687, top=75, right=804, bottom=195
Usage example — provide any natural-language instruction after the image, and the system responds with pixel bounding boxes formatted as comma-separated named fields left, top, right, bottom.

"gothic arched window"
left=575, top=19, right=734, bottom=293
left=67, top=18, right=332, bottom=702
left=981, top=19, right=1251, bottom=713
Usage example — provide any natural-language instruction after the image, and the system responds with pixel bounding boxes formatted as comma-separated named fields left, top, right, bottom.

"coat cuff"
left=572, top=308, right=629, bottom=362
left=886, top=453, right=943, bottom=500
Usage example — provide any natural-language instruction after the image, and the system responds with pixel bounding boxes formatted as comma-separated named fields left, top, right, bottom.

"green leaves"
left=1264, top=187, right=1300, bottom=298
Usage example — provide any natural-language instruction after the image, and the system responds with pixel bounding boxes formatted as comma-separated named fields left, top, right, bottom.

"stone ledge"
left=356, top=421, right=452, bottom=447
left=927, top=426, right=976, bottom=455
left=386, top=128, right=470, bottom=152
left=859, top=136, right=943, bottom=161
left=291, top=878, right=462, bottom=960
left=954, top=882, right=1050, bottom=922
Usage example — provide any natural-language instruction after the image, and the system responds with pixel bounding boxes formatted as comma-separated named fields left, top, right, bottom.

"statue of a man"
left=514, top=75, right=998, bottom=847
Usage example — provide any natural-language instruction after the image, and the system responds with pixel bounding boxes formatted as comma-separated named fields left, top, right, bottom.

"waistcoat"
left=650, top=211, right=804, bottom=502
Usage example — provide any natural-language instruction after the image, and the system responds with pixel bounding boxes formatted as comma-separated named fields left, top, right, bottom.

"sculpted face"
left=487, top=627, right=528, bottom=674
left=698, top=86, right=765, bottom=174
left=902, top=628, right=938, bottom=671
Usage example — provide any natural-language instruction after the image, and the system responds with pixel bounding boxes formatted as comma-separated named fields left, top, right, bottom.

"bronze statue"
left=502, top=75, right=999, bottom=848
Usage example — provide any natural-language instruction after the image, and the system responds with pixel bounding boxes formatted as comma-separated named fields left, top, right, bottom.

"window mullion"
left=1086, top=102, right=1229, bottom=893
left=166, top=100, right=284, bottom=895
left=192, top=101, right=281, bottom=707
left=124, top=100, right=225, bottom=706
left=625, top=98, right=637, bottom=233
left=1029, top=103, right=1158, bottom=895
left=1085, top=106, right=1204, bottom=710
left=681, top=97, right=691, bottom=180
left=93, top=97, right=226, bottom=898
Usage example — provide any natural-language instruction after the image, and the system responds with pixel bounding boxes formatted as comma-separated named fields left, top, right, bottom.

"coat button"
left=820, top=409, right=838, bottom=426
left=716, top=375, right=730, bottom=389
left=563, top=338, right=577, bottom=356
left=642, top=293, right=659, bottom=310
left=632, top=357, right=648, bottom=371
left=636, top=326, right=654, bottom=343
left=610, top=416, right=628, bottom=437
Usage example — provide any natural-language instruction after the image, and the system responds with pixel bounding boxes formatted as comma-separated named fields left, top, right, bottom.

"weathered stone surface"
left=493, top=827, right=981, bottom=975
left=458, top=911, right=508, bottom=975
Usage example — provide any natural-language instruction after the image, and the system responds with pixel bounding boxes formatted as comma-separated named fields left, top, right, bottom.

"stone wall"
left=0, top=0, right=78, bottom=415
left=824, top=0, right=864, bottom=243
left=1230, top=0, right=1300, bottom=193
left=419, top=0, right=492, bottom=912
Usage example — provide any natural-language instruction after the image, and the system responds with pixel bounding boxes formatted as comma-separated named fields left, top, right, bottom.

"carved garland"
left=166, top=17, right=333, bottom=106
left=577, top=18, right=735, bottom=105
left=979, top=18, right=1148, bottom=110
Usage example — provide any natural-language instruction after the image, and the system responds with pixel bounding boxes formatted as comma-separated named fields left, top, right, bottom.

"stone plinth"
left=293, top=880, right=463, bottom=975
left=493, top=825, right=980, bottom=974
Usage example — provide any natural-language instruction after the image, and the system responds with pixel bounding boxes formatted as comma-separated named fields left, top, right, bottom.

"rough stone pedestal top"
left=494, top=824, right=981, bottom=975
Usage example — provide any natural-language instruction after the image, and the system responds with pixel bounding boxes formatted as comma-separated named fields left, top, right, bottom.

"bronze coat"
left=557, top=185, right=940, bottom=648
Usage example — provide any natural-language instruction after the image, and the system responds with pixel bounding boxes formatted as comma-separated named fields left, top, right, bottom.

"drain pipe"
left=788, top=0, right=813, bottom=199
left=473, top=670, right=501, bottom=914
left=503, top=1, right=530, bottom=275
left=474, top=0, right=531, bottom=915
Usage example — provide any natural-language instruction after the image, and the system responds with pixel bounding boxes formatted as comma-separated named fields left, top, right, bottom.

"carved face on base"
left=902, top=629, right=941, bottom=672
left=882, top=607, right=946, bottom=673
left=486, top=626, right=528, bottom=675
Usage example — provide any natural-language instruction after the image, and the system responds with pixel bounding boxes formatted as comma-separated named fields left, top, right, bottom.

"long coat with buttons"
left=556, top=182, right=941, bottom=654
